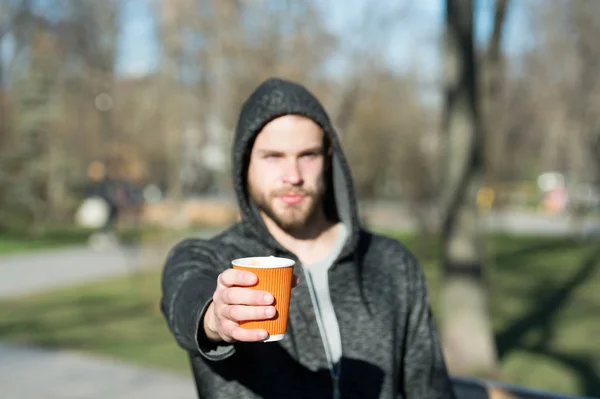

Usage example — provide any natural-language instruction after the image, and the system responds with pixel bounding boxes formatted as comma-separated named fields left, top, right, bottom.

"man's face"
left=248, top=115, right=328, bottom=232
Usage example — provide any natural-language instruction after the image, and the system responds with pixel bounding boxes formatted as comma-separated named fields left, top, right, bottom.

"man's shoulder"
left=166, top=223, right=245, bottom=259
left=360, top=229, right=421, bottom=272
left=362, top=229, right=415, bottom=257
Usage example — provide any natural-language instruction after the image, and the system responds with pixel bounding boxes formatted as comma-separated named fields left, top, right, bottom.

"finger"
left=220, top=320, right=268, bottom=342
left=218, top=319, right=241, bottom=343
left=224, top=305, right=276, bottom=322
left=230, top=325, right=269, bottom=342
left=222, top=287, right=274, bottom=306
left=218, top=269, right=257, bottom=288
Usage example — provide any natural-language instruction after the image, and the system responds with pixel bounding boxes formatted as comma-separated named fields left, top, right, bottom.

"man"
left=161, top=77, right=456, bottom=398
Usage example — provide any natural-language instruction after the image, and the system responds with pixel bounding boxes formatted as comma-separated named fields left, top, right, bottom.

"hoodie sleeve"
left=401, top=255, right=456, bottom=399
left=160, top=238, right=235, bottom=361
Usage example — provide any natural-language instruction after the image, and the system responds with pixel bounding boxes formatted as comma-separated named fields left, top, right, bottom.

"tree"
left=514, top=0, right=600, bottom=216
left=568, top=1, right=600, bottom=190
left=0, top=1, right=67, bottom=229
left=439, top=0, right=499, bottom=377
left=481, top=0, right=511, bottom=183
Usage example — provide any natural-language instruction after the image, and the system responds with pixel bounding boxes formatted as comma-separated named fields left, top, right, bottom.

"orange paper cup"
left=231, top=256, right=295, bottom=342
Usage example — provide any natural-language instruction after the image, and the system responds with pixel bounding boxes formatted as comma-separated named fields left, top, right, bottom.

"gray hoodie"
left=160, top=77, right=456, bottom=399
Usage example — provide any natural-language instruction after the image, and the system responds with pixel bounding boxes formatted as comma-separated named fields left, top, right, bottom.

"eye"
left=263, top=153, right=281, bottom=160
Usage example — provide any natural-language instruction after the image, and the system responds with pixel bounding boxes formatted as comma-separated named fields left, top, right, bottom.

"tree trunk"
left=0, top=53, right=5, bottom=142
left=440, top=0, right=499, bottom=378
left=483, top=0, right=509, bottom=182
left=159, top=0, right=183, bottom=200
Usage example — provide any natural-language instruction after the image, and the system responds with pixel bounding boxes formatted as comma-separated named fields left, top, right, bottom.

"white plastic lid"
left=232, top=256, right=295, bottom=268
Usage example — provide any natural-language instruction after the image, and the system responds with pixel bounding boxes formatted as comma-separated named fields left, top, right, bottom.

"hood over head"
left=231, top=77, right=361, bottom=259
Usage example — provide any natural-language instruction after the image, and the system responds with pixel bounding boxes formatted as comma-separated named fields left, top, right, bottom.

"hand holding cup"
left=204, top=257, right=296, bottom=343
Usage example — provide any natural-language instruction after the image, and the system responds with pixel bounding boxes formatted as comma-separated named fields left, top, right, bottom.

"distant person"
left=160, top=78, right=456, bottom=398
left=83, top=161, right=120, bottom=235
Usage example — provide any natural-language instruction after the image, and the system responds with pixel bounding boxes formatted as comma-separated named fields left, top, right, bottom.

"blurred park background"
left=0, top=0, right=599, bottom=398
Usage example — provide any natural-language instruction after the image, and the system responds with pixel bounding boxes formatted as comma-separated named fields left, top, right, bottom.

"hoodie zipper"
left=302, top=267, right=342, bottom=399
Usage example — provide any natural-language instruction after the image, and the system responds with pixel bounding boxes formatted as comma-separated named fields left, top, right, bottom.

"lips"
left=278, top=193, right=305, bottom=205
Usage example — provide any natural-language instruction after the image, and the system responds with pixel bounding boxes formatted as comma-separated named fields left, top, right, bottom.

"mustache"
left=271, top=188, right=314, bottom=197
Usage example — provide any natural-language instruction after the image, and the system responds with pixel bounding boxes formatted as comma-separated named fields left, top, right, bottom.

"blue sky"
left=1, top=0, right=533, bottom=82
left=115, top=0, right=159, bottom=77
left=115, top=0, right=533, bottom=78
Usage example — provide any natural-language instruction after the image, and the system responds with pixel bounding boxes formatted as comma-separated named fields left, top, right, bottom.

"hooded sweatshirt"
left=160, top=78, right=456, bottom=399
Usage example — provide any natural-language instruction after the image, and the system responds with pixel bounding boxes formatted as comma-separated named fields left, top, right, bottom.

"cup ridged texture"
left=232, top=264, right=294, bottom=335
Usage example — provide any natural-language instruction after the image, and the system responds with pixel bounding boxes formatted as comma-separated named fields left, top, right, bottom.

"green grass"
left=0, top=271, right=188, bottom=371
left=0, top=234, right=599, bottom=396
left=0, top=225, right=186, bottom=255
left=0, top=227, right=92, bottom=255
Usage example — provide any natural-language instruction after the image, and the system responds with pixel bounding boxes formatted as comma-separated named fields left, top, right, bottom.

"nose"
left=283, top=159, right=303, bottom=186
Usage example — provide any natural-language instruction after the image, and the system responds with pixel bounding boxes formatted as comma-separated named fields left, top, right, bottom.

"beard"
left=249, top=185, right=323, bottom=232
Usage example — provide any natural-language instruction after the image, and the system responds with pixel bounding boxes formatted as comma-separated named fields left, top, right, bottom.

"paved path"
left=483, top=211, right=600, bottom=237
left=0, top=231, right=223, bottom=399
left=0, top=229, right=220, bottom=299
left=0, top=245, right=140, bottom=298
left=0, top=343, right=196, bottom=399
left=363, top=204, right=600, bottom=237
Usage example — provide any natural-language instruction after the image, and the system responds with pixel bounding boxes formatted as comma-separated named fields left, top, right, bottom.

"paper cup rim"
left=232, top=256, right=295, bottom=268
